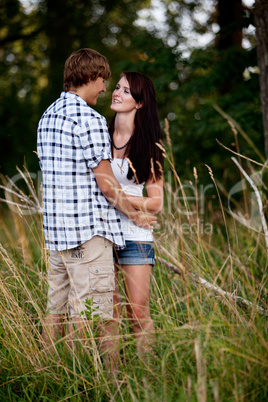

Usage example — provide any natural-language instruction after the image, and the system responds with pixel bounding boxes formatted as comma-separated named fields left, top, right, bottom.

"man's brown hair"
left=63, top=48, right=111, bottom=91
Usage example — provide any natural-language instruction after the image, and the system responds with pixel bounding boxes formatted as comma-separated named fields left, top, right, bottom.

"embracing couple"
left=37, top=48, right=163, bottom=371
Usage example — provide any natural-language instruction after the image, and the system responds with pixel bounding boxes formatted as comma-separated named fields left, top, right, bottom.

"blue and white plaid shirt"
left=37, top=91, right=125, bottom=251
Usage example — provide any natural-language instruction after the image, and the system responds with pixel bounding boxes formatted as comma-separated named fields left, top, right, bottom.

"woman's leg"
left=121, top=264, right=155, bottom=358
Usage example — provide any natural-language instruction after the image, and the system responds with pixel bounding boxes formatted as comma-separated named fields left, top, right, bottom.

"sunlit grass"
left=0, top=149, right=267, bottom=401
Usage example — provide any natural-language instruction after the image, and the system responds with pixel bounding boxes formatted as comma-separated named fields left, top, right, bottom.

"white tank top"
left=111, top=158, right=153, bottom=241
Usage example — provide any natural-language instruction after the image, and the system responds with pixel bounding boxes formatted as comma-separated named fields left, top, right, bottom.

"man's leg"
left=66, top=316, right=119, bottom=374
left=41, top=250, right=70, bottom=347
left=98, top=319, right=119, bottom=373
left=66, top=237, right=119, bottom=372
left=41, top=314, right=65, bottom=346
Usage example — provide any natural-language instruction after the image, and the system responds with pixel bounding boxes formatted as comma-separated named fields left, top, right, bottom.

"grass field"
left=0, top=150, right=267, bottom=401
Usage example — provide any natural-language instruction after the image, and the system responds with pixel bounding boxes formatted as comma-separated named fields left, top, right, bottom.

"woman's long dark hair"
left=109, top=72, right=164, bottom=183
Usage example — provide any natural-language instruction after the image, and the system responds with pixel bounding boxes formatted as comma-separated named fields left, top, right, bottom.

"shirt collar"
left=60, top=91, right=88, bottom=106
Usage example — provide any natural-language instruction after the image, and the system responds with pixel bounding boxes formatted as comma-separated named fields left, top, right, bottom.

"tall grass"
left=0, top=146, right=267, bottom=401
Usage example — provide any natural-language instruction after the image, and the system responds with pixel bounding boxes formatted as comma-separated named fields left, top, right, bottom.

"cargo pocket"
left=88, top=267, right=115, bottom=292
left=92, top=294, right=113, bottom=319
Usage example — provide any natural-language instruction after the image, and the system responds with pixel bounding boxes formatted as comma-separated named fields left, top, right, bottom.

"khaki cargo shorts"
left=47, top=236, right=114, bottom=319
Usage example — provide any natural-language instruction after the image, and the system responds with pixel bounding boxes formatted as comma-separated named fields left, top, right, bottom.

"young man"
left=37, top=48, right=156, bottom=364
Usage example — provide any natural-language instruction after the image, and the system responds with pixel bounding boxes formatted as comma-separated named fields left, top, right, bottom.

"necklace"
left=111, top=134, right=131, bottom=150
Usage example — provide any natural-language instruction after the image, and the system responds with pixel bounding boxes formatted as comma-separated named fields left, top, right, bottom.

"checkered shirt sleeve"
left=37, top=92, right=124, bottom=251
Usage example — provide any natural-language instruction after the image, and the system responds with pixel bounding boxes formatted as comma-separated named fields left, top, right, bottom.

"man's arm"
left=93, top=160, right=157, bottom=229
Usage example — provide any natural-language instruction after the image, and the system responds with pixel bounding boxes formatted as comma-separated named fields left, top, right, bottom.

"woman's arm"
left=93, top=160, right=157, bottom=228
left=127, top=178, right=163, bottom=214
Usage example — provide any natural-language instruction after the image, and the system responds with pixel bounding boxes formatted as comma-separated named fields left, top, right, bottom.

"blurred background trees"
left=0, top=0, right=265, bottom=187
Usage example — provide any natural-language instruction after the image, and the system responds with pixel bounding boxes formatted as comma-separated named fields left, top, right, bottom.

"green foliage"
left=0, top=0, right=152, bottom=176
left=80, top=297, right=100, bottom=320
left=0, top=0, right=264, bottom=194
left=165, top=45, right=263, bottom=184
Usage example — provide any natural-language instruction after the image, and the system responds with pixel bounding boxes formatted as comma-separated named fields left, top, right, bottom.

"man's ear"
left=136, top=102, right=143, bottom=109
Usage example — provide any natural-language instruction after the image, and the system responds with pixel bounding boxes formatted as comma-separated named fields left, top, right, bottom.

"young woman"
left=109, top=72, right=164, bottom=357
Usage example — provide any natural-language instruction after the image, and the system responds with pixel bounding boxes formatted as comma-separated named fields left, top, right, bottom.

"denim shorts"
left=113, top=241, right=155, bottom=266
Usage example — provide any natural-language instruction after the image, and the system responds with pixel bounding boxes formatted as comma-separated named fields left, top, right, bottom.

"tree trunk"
left=254, top=0, right=268, bottom=159
left=43, top=0, right=74, bottom=103
left=217, top=0, right=243, bottom=49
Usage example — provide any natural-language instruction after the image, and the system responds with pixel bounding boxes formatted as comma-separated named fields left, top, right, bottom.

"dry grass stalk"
left=0, top=168, right=42, bottom=214
left=231, top=157, right=268, bottom=254
left=213, top=104, right=265, bottom=163
left=229, top=120, right=250, bottom=221
left=195, top=336, right=207, bottom=402
left=205, top=164, right=233, bottom=284
left=126, top=157, right=139, bottom=184
left=150, top=157, right=156, bottom=182
left=156, top=142, right=192, bottom=226
left=216, top=139, right=265, bottom=168
left=164, top=118, right=172, bottom=149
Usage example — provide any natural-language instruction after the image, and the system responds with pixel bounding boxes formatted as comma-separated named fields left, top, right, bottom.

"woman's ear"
left=136, top=102, right=143, bottom=109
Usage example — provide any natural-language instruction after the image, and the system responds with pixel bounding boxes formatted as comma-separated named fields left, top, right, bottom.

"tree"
left=0, top=0, right=264, bottom=189
left=217, top=0, right=243, bottom=49
left=254, top=0, right=268, bottom=159
left=38, top=0, right=152, bottom=105
left=144, top=0, right=263, bottom=184
left=0, top=0, right=154, bottom=175
left=0, top=0, right=40, bottom=47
